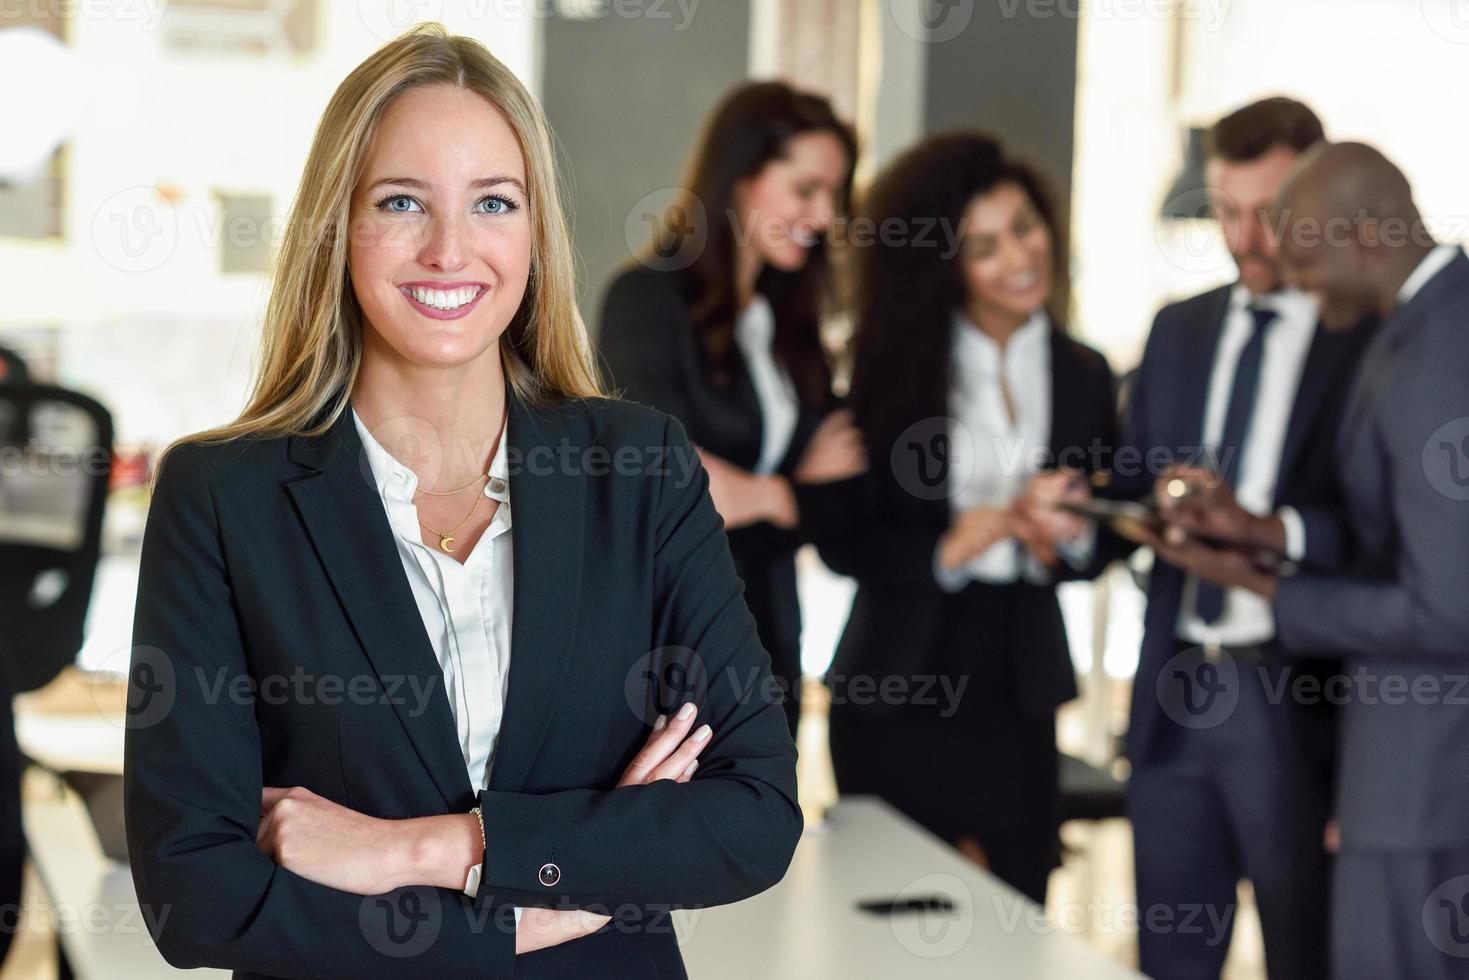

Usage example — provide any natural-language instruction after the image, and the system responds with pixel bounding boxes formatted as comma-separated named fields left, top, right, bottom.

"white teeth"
left=407, top=285, right=481, bottom=310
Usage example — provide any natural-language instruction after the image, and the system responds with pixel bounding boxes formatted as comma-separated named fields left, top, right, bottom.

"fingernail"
left=653, top=714, right=667, bottom=731
left=693, top=724, right=711, bottom=742
left=682, top=760, right=699, bottom=778
left=677, top=702, right=696, bottom=721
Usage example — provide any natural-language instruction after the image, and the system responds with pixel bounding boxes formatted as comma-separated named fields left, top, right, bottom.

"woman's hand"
left=1012, top=470, right=1090, bottom=567
left=257, top=786, right=428, bottom=896
left=697, top=449, right=797, bottom=530
left=937, top=506, right=1014, bottom=572
left=517, top=702, right=711, bottom=955
left=618, top=701, right=713, bottom=787
left=793, top=409, right=868, bottom=485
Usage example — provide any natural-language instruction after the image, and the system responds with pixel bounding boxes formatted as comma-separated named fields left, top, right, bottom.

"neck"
left=967, top=304, right=1033, bottom=350
left=735, top=246, right=763, bottom=311
left=351, top=337, right=508, bottom=486
left=1380, top=239, right=1438, bottom=316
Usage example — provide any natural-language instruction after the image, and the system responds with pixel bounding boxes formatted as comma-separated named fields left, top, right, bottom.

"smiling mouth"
left=1000, top=270, right=1042, bottom=293
left=400, top=283, right=486, bottom=311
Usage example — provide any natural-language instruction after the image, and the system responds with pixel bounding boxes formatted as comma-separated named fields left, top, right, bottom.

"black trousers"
left=827, top=692, right=1059, bottom=904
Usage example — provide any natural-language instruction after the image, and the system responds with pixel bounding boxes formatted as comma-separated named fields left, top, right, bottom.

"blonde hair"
left=164, top=23, right=601, bottom=464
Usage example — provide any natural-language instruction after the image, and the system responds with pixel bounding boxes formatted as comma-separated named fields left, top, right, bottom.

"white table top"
left=676, top=797, right=1141, bottom=979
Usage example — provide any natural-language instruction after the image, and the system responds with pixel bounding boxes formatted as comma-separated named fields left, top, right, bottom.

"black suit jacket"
left=1111, top=284, right=1373, bottom=767
left=597, top=265, right=840, bottom=720
left=124, top=392, right=801, bottom=979
left=814, top=328, right=1118, bottom=720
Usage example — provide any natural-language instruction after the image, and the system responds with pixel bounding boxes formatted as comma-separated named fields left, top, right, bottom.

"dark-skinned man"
left=1138, top=141, right=1469, bottom=979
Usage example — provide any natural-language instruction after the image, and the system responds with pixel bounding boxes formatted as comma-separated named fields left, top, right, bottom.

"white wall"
left=0, top=2, right=539, bottom=446
left=1071, top=0, right=1469, bottom=368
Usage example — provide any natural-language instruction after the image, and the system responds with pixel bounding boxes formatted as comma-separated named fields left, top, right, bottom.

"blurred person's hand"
left=698, top=448, right=798, bottom=530
left=794, top=409, right=867, bottom=484
left=938, top=506, right=1014, bottom=572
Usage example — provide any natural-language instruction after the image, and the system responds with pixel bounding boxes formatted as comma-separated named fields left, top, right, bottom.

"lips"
left=398, top=281, right=488, bottom=321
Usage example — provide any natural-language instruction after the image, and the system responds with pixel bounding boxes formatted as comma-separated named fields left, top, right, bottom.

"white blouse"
left=351, top=405, right=513, bottom=902
left=937, top=310, right=1054, bottom=589
left=733, top=293, right=799, bottom=475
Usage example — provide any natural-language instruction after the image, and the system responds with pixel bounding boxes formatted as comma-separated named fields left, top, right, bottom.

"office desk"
left=676, top=797, right=1141, bottom=979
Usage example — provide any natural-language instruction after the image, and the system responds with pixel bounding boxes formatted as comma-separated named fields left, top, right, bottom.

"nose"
left=810, top=190, right=837, bottom=232
left=418, top=212, right=469, bottom=272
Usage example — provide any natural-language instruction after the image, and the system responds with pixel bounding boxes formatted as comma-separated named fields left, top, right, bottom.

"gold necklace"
left=414, top=473, right=489, bottom=496
left=417, top=492, right=481, bottom=554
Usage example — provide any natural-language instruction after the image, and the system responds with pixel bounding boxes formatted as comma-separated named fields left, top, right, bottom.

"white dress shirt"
left=1176, top=286, right=1318, bottom=646
left=1398, top=243, right=1460, bottom=305
left=352, top=405, right=514, bottom=905
left=733, top=293, right=799, bottom=475
left=935, top=310, right=1055, bottom=589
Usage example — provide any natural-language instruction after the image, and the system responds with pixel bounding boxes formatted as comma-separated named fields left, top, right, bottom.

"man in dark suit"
left=1151, top=141, right=1469, bottom=979
left=1094, top=99, right=1371, bottom=980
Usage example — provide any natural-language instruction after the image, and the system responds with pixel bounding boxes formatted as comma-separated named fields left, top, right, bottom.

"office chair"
left=0, top=379, right=113, bottom=973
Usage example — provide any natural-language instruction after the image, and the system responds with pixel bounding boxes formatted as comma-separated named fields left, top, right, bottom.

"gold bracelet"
left=470, top=805, right=486, bottom=853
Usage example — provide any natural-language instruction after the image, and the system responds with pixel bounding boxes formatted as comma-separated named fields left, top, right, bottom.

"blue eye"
left=374, top=194, right=421, bottom=214
left=477, top=195, right=520, bottom=215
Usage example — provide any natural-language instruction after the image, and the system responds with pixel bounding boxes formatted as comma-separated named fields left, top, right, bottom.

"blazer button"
left=538, top=862, right=561, bottom=887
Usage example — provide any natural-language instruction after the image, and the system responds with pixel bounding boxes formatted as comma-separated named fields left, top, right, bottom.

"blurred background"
left=2, top=1, right=1468, bottom=977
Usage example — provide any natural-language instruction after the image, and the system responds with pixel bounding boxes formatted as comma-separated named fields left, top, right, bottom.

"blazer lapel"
left=285, top=408, right=473, bottom=812
left=1182, top=288, right=1233, bottom=446
left=485, top=393, right=585, bottom=793
left=1274, top=322, right=1339, bottom=498
left=1046, top=329, right=1082, bottom=464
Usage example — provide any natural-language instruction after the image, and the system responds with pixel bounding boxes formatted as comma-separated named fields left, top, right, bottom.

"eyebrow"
left=366, top=175, right=528, bottom=196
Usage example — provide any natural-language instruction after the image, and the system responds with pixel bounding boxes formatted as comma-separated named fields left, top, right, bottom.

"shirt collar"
left=1230, top=283, right=1313, bottom=314
left=352, top=404, right=511, bottom=506
left=1398, top=243, right=1460, bottom=306
left=735, top=293, right=774, bottom=347
left=952, top=308, right=1049, bottom=362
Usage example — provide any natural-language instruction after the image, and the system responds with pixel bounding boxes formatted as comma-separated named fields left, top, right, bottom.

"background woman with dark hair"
left=816, top=133, right=1116, bottom=904
left=599, top=81, right=867, bottom=738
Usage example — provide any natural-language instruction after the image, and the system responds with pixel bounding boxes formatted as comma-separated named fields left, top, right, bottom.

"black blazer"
left=1110, top=284, right=1373, bottom=767
left=597, top=264, right=842, bottom=567
left=814, top=328, right=1119, bottom=719
left=124, top=392, right=801, bottom=979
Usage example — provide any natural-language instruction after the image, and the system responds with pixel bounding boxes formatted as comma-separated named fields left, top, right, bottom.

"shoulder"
left=154, top=433, right=294, bottom=493
left=549, top=395, right=691, bottom=450
left=1153, top=283, right=1232, bottom=332
left=600, top=264, right=692, bottom=319
left=1051, top=329, right=1113, bottom=379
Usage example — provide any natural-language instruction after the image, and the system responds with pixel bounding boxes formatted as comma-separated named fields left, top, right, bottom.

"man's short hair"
left=1207, top=97, right=1325, bottom=163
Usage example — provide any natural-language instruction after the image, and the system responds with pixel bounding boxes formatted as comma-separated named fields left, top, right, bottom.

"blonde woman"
left=123, top=25, right=800, bottom=979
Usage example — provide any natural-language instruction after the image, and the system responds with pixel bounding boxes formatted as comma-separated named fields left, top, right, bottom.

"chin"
left=765, top=243, right=812, bottom=272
